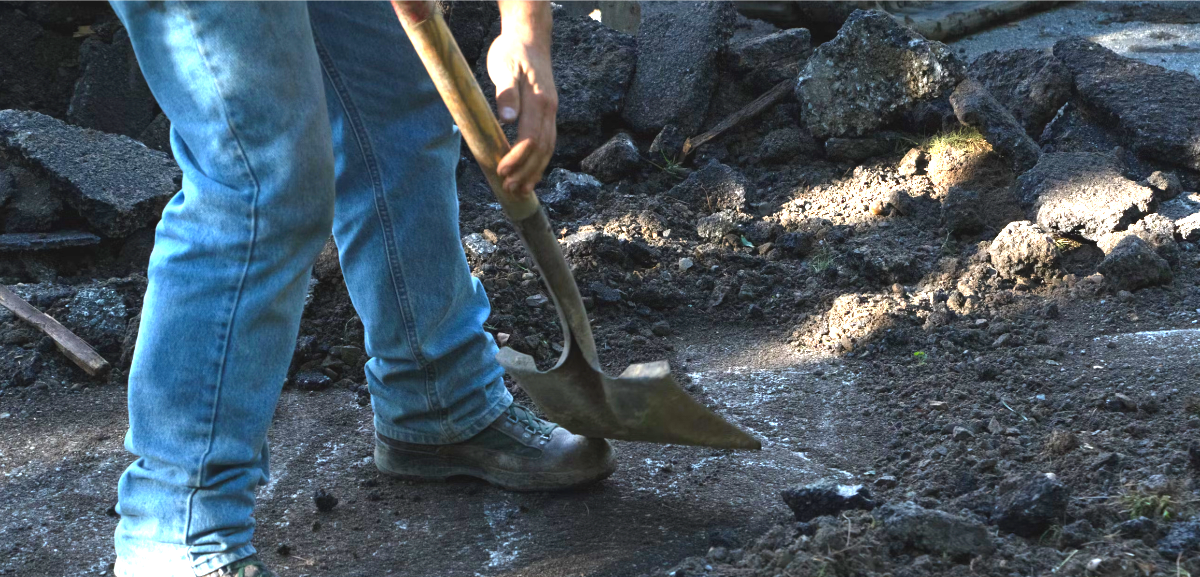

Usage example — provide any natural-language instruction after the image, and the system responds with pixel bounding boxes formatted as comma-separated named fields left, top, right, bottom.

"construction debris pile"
left=3, top=1, right=1200, bottom=575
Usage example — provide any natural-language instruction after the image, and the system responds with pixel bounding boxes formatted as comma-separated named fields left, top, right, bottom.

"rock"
left=1097, top=235, right=1172, bottom=291
left=1105, top=393, right=1138, bottom=412
left=1016, top=152, right=1155, bottom=242
left=293, top=371, right=332, bottom=392
left=967, top=49, right=1073, bottom=138
left=622, top=1, right=736, bottom=135
left=589, top=281, right=621, bottom=305
left=877, top=501, right=994, bottom=559
left=313, top=488, right=339, bottom=512
left=757, top=127, right=819, bottom=163
left=1116, top=517, right=1162, bottom=543
left=992, top=473, right=1070, bottom=537
left=1158, top=519, right=1200, bottom=559
left=462, top=233, right=497, bottom=258
left=580, top=133, right=640, bottom=183
left=742, top=220, right=781, bottom=245
left=796, top=10, right=964, bottom=138
left=773, top=231, right=815, bottom=258
left=0, top=231, right=101, bottom=251
left=696, top=211, right=741, bottom=241
left=949, top=78, right=1041, bottom=174
left=1144, top=171, right=1182, bottom=200
left=651, top=320, right=671, bottom=337
left=1090, top=452, right=1121, bottom=471
left=525, top=294, right=549, bottom=308
left=1061, top=519, right=1097, bottom=548
left=648, top=125, right=685, bottom=162
left=874, top=475, right=898, bottom=489
left=1054, top=37, right=1200, bottom=171
left=951, top=426, right=974, bottom=442
left=823, top=136, right=894, bottom=162
left=1159, top=193, right=1200, bottom=242
left=442, top=1, right=499, bottom=66
left=727, top=27, right=812, bottom=90
left=0, top=165, right=61, bottom=233
left=780, top=482, right=875, bottom=522
left=63, top=285, right=128, bottom=356
left=0, top=110, right=181, bottom=238
left=540, top=168, right=601, bottom=213
left=0, top=9, right=79, bottom=118
left=67, top=27, right=158, bottom=138
left=542, top=15, right=637, bottom=162
left=137, top=113, right=172, bottom=153
left=898, top=148, right=927, bottom=176
left=990, top=221, right=1061, bottom=281
left=943, top=185, right=984, bottom=236
left=666, top=161, right=752, bottom=214
left=677, top=258, right=694, bottom=272
left=1128, top=213, right=1178, bottom=251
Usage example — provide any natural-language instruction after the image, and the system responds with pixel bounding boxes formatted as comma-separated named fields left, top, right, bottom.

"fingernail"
left=500, top=107, right=517, bottom=121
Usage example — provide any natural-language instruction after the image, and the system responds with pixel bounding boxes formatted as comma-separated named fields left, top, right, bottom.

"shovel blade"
left=497, top=346, right=761, bottom=450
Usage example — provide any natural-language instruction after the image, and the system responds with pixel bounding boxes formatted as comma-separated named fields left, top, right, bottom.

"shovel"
left=392, top=1, right=760, bottom=450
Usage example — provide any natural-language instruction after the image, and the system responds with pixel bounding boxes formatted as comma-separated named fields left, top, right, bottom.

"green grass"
left=912, top=351, right=927, bottom=365
left=809, top=246, right=836, bottom=273
left=923, top=126, right=990, bottom=156
left=647, top=151, right=688, bottom=180
left=1120, top=492, right=1177, bottom=520
left=1054, top=236, right=1083, bottom=253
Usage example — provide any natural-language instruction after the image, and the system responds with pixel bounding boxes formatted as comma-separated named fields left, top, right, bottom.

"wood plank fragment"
left=0, top=285, right=110, bottom=376
left=681, top=79, right=792, bottom=162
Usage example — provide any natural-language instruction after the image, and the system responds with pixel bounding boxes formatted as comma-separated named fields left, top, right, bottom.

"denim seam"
left=179, top=2, right=264, bottom=569
left=374, top=386, right=510, bottom=445
left=190, top=544, right=257, bottom=576
left=312, top=30, right=448, bottom=438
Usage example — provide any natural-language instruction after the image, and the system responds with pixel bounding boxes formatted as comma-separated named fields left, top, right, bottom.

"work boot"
left=375, top=404, right=616, bottom=491
left=202, top=556, right=275, bottom=577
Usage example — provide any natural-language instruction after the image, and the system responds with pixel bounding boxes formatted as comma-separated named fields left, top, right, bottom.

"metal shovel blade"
left=498, top=210, right=761, bottom=450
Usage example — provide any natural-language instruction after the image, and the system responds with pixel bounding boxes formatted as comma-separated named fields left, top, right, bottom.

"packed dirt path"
left=0, top=325, right=887, bottom=577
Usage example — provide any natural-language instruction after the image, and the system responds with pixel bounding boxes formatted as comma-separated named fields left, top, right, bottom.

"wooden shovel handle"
left=392, top=0, right=540, bottom=220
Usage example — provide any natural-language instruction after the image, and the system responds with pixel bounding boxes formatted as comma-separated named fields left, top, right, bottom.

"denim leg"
left=308, top=1, right=511, bottom=445
left=110, top=2, right=335, bottom=575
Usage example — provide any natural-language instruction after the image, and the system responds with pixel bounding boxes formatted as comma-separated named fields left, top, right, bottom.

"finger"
left=498, top=139, right=538, bottom=191
left=494, top=84, right=519, bottom=125
left=487, top=42, right=521, bottom=124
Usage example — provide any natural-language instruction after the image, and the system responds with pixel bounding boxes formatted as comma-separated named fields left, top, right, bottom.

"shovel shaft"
left=391, top=0, right=539, bottom=220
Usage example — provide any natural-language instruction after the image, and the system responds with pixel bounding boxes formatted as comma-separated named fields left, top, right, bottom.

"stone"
left=1016, top=152, right=1155, bottom=242
left=589, top=281, right=621, bottom=304
left=666, top=161, right=752, bottom=214
left=648, top=125, right=685, bottom=162
left=677, top=257, right=694, bottom=271
left=67, top=27, right=159, bottom=138
left=0, top=110, right=180, bottom=238
left=313, top=488, right=339, bottom=512
left=780, top=482, right=875, bottom=522
left=877, top=501, right=994, bottom=559
left=967, top=49, right=1073, bottom=138
left=773, top=231, right=814, bottom=258
left=1097, top=235, right=1172, bottom=291
left=63, top=285, right=128, bottom=356
left=951, top=426, right=974, bottom=441
left=293, top=371, right=332, bottom=392
left=874, top=475, right=898, bottom=489
left=742, top=220, right=781, bottom=245
left=727, top=27, right=812, bottom=90
left=542, top=15, right=636, bottom=162
left=580, top=133, right=641, bottom=183
left=757, top=127, right=819, bottom=163
left=949, top=78, right=1041, bottom=174
left=1144, top=171, right=1182, bottom=200
left=622, top=1, right=736, bottom=135
left=540, top=168, right=601, bottom=213
left=1105, top=393, right=1138, bottom=412
left=461, top=233, right=497, bottom=258
left=898, top=148, right=927, bottom=176
left=651, top=320, right=671, bottom=337
left=138, top=113, right=172, bottom=154
left=696, top=211, right=741, bottom=241
left=0, top=165, right=61, bottom=233
left=1115, top=517, right=1162, bottom=543
left=0, top=231, right=101, bottom=251
left=1054, top=37, right=1200, bottom=171
left=796, top=10, right=964, bottom=139
left=525, top=294, right=549, bottom=308
left=1158, top=519, right=1200, bottom=559
left=0, top=9, right=79, bottom=118
left=1159, top=193, right=1200, bottom=242
left=992, top=473, right=1070, bottom=537
left=943, top=185, right=984, bottom=236
left=990, top=221, right=1061, bottom=281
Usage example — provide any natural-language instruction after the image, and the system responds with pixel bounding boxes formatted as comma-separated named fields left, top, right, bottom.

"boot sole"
left=373, top=442, right=616, bottom=492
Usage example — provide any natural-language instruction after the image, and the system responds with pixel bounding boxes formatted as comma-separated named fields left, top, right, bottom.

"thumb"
left=494, top=80, right=520, bottom=125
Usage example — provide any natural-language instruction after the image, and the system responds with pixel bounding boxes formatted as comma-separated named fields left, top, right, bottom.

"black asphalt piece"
left=780, top=481, right=875, bottom=522
left=949, top=78, right=1041, bottom=174
left=0, top=231, right=101, bottom=251
left=968, top=48, right=1073, bottom=138
left=1016, top=152, right=1155, bottom=242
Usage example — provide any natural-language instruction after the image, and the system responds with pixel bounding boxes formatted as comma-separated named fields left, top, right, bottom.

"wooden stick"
left=0, top=285, right=110, bottom=376
left=680, top=79, right=793, bottom=162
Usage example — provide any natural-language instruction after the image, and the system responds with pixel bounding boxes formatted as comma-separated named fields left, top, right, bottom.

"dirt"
left=4, top=2, right=1200, bottom=577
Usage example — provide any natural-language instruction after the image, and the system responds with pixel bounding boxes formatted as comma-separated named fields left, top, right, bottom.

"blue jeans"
left=109, top=2, right=512, bottom=575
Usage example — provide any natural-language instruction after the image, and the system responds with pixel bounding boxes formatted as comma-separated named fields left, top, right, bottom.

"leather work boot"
left=375, top=404, right=616, bottom=491
left=202, top=556, right=276, bottom=577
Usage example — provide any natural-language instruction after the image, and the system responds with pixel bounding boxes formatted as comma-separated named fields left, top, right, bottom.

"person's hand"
left=489, top=1, right=556, bottom=198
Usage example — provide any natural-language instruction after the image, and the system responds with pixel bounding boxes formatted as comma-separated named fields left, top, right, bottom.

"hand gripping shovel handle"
left=391, top=1, right=540, bottom=221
